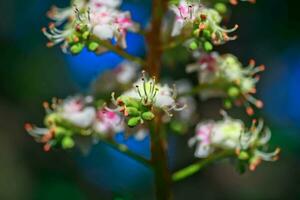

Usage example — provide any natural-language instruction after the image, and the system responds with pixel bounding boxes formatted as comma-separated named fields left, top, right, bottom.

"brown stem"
left=146, top=0, right=171, bottom=199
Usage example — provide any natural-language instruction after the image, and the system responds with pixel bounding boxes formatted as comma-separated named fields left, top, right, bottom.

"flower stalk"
left=172, top=150, right=235, bottom=182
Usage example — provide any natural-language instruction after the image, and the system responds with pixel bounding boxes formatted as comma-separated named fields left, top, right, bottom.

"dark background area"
left=0, top=0, right=299, bottom=199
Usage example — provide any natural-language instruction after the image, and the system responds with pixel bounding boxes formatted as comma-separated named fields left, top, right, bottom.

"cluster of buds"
left=170, top=0, right=238, bottom=51
left=187, top=52, right=265, bottom=115
left=110, top=71, right=185, bottom=127
left=42, top=0, right=138, bottom=54
left=25, top=96, right=123, bottom=151
left=188, top=111, right=280, bottom=171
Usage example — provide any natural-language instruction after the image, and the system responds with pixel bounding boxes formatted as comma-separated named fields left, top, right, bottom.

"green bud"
left=88, top=42, right=99, bottom=51
left=189, top=41, right=198, bottom=50
left=203, top=41, right=213, bottom=52
left=126, top=107, right=140, bottom=116
left=202, top=29, right=211, bottom=39
left=228, top=86, right=240, bottom=98
left=70, top=43, right=84, bottom=54
left=54, top=127, right=68, bottom=137
left=214, top=3, right=227, bottom=14
left=193, top=29, right=200, bottom=37
left=170, top=121, right=186, bottom=134
left=119, top=96, right=140, bottom=108
left=238, top=151, right=250, bottom=160
left=223, top=99, right=232, bottom=109
left=141, top=111, right=155, bottom=121
left=44, top=113, right=62, bottom=126
left=62, top=137, right=75, bottom=149
left=127, top=117, right=141, bottom=127
left=82, top=31, right=90, bottom=40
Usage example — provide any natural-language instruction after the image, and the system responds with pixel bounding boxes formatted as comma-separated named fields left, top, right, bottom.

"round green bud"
left=62, top=137, right=75, bottom=149
left=82, top=31, right=90, bottom=40
left=203, top=41, right=213, bottom=52
left=126, top=107, right=140, bottom=116
left=44, top=113, right=61, bottom=126
left=127, top=117, right=141, bottom=127
left=238, top=151, right=250, bottom=160
left=223, top=99, right=232, bottom=109
left=214, top=3, right=227, bottom=14
left=141, top=111, right=155, bottom=121
left=88, top=42, right=99, bottom=51
left=227, top=86, right=240, bottom=98
left=189, top=41, right=198, bottom=50
left=193, top=29, right=200, bottom=37
left=202, top=29, right=211, bottom=39
left=54, top=127, right=68, bottom=137
left=70, top=43, right=84, bottom=54
left=119, top=96, right=140, bottom=108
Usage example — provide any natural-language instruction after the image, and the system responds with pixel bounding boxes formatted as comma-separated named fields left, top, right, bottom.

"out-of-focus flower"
left=25, top=96, right=124, bottom=151
left=188, top=112, right=280, bottom=171
left=42, top=0, right=139, bottom=54
left=113, top=61, right=139, bottom=84
left=187, top=52, right=265, bottom=115
left=111, top=72, right=185, bottom=127
left=169, top=0, right=238, bottom=51
left=93, top=108, right=124, bottom=136
left=59, top=96, right=96, bottom=128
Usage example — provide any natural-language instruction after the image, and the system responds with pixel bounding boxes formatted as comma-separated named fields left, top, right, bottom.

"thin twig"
left=172, top=150, right=235, bottom=182
left=99, top=40, right=146, bottom=66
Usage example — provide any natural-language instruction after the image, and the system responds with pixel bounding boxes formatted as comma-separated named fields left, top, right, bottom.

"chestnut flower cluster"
left=187, top=52, right=265, bottom=115
left=25, top=96, right=123, bottom=151
left=42, top=0, right=138, bottom=54
left=189, top=111, right=280, bottom=171
left=170, top=0, right=238, bottom=51
left=111, top=71, right=185, bottom=127
left=26, top=0, right=279, bottom=188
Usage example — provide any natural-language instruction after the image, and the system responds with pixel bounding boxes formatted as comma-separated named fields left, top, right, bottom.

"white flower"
left=114, top=61, right=139, bottom=84
left=188, top=122, right=214, bottom=158
left=114, top=72, right=185, bottom=117
left=220, top=55, right=243, bottom=81
left=211, top=118, right=243, bottom=149
left=47, top=0, right=86, bottom=25
left=60, top=97, right=96, bottom=128
left=170, top=0, right=200, bottom=36
left=93, top=108, right=124, bottom=135
left=134, top=128, right=149, bottom=141
left=88, top=0, right=122, bottom=10
left=189, top=112, right=244, bottom=158
left=154, top=84, right=176, bottom=108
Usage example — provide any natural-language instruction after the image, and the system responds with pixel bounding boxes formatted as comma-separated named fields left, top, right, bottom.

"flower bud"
left=70, top=43, right=84, bottom=54
left=203, top=41, right=213, bottom=52
left=141, top=111, right=155, bottom=121
left=62, top=136, right=75, bottom=149
left=189, top=41, right=198, bottom=50
left=202, top=29, right=212, bottom=39
left=82, top=31, right=90, bottom=40
left=223, top=99, right=232, bottom=109
left=228, top=86, right=240, bottom=98
left=127, top=117, right=141, bottom=127
left=126, top=107, right=140, bottom=116
left=238, top=151, right=249, bottom=160
left=88, top=42, right=99, bottom=51
left=214, top=3, right=227, bottom=14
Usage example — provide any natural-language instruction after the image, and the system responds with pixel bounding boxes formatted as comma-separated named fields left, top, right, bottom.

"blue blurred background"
left=0, top=0, right=299, bottom=199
